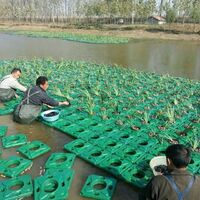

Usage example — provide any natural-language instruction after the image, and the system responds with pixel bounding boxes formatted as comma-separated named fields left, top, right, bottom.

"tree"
left=173, top=0, right=193, bottom=24
left=166, top=7, right=176, bottom=23
left=190, top=2, right=200, bottom=32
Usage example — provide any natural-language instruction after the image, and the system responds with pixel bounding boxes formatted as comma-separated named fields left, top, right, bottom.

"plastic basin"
left=150, top=156, right=167, bottom=176
left=41, top=110, right=60, bottom=122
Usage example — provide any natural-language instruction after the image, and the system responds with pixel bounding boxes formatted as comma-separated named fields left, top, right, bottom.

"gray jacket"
left=21, top=86, right=59, bottom=107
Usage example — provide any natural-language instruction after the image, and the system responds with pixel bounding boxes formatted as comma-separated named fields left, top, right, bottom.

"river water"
left=0, top=33, right=200, bottom=80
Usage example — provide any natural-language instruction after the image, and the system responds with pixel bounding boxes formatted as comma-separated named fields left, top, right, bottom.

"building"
left=147, top=16, right=166, bottom=25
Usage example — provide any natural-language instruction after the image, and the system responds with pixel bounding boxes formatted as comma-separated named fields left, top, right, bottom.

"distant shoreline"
left=0, top=22, right=200, bottom=42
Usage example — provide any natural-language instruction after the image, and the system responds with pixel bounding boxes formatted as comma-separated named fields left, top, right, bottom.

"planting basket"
left=45, top=152, right=76, bottom=170
left=2, top=134, right=27, bottom=148
left=34, top=169, right=74, bottom=200
left=80, top=175, right=117, bottom=200
left=0, top=175, right=33, bottom=199
left=17, top=140, right=51, bottom=159
left=0, top=156, right=33, bottom=178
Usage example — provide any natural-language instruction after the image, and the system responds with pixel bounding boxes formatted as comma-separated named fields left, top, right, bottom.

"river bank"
left=0, top=22, right=200, bottom=42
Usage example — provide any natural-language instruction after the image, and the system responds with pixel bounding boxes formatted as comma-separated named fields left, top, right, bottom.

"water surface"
left=0, top=33, right=199, bottom=80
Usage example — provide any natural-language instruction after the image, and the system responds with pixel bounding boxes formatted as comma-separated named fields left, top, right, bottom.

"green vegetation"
left=0, top=0, right=200, bottom=27
left=0, top=59, right=199, bottom=187
left=0, top=29, right=129, bottom=44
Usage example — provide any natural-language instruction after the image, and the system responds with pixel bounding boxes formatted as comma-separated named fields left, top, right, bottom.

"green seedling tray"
left=116, top=146, right=145, bottom=164
left=188, top=164, right=200, bottom=174
left=90, top=124, right=115, bottom=133
left=34, top=169, right=74, bottom=200
left=99, top=129, right=121, bottom=139
left=17, top=140, right=51, bottom=159
left=2, top=134, right=27, bottom=148
left=80, top=175, right=117, bottom=200
left=59, top=124, right=85, bottom=138
left=98, top=155, right=132, bottom=177
left=77, top=118, right=101, bottom=128
left=90, top=137, right=123, bottom=153
left=78, top=146, right=110, bottom=165
left=103, top=130, right=136, bottom=144
left=75, top=129, right=102, bottom=140
left=0, top=156, right=33, bottom=178
left=120, top=167, right=153, bottom=188
left=0, top=125, right=8, bottom=137
left=131, top=138, right=159, bottom=153
left=0, top=175, right=33, bottom=199
left=49, top=119, right=72, bottom=128
left=0, top=107, right=14, bottom=116
left=61, top=113, right=86, bottom=122
left=64, top=139, right=93, bottom=155
left=188, top=153, right=200, bottom=173
left=86, top=134, right=106, bottom=145
left=45, top=152, right=76, bottom=169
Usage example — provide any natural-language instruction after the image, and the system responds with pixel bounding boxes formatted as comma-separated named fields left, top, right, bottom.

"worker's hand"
left=43, top=104, right=54, bottom=109
left=15, top=94, right=19, bottom=99
left=59, top=101, right=70, bottom=106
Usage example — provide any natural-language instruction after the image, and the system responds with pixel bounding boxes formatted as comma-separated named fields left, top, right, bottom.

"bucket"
left=41, top=109, right=60, bottom=122
left=150, top=156, right=167, bottom=176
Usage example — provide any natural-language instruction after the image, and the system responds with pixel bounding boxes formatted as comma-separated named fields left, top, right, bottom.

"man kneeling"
left=0, top=68, right=27, bottom=102
left=13, top=76, right=69, bottom=124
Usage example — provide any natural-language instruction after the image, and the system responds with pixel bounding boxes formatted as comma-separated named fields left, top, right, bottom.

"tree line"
left=0, top=0, right=199, bottom=24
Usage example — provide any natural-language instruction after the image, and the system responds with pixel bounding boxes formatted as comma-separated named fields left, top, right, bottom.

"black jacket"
left=22, top=86, right=59, bottom=107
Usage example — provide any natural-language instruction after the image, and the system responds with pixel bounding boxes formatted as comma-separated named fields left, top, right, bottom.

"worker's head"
left=165, top=144, right=191, bottom=169
left=36, top=76, right=49, bottom=91
left=11, top=68, right=22, bottom=79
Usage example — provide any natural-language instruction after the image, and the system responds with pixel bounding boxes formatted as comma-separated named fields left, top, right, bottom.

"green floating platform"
left=115, top=145, right=145, bottom=164
left=34, top=169, right=74, bottom=200
left=98, top=155, right=132, bottom=177
left=0, top=107, right=14, bottom=116
left=89, top=137, right=122, bottom=152
left=17, top=140, right=51, bottom=159
left=0, top=125, right=8, bottom=137
left=2, top=134, right=27, bottom=148
left=0, top=175, right=33, bottom=200
left=60, top=124, right=86, bottom=138
left=78, top=146, right=110, bottom=165
left=120, top=167, right=153, bottom=188
left=0, top=156, right=33, bottom=178
left=80, top=175, right=117, bottom=200
left=45, top=152, right=76, bottom=170
left=64, top=139, right=93, bottom=155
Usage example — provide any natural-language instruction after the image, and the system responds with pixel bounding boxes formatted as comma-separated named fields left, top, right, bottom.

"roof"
left=148, top=16, right=166, bottom=21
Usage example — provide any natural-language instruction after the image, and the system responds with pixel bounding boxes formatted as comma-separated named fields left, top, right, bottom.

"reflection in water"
left=0, top=33, right=199, bottom=80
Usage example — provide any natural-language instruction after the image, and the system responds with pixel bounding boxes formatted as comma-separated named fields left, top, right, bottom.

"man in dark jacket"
left=13, top=76, right=69, bottom=124
left=139, top=144, right=200, bottom=200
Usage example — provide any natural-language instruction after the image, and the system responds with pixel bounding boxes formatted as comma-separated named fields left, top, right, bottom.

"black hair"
left=36, top=76, right=48, bottom=86
left=11, top=68, right=22, bottom=74
left=165, top=144, right=191, bottom=168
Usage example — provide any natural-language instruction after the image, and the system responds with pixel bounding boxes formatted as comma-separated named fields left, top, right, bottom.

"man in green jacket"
left=139, top=144, right=200, bottom=200
left=13, top=76, right=69, bottom=124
